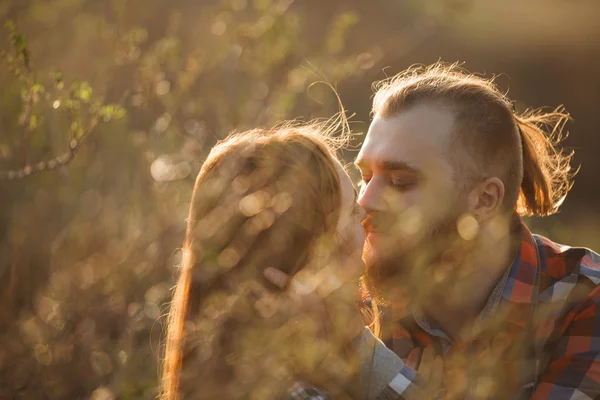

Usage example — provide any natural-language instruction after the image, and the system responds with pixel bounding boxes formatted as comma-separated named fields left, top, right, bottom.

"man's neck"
left=420, top=215, right=521, bottom=340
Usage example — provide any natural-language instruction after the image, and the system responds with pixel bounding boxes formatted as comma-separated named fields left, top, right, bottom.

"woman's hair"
left=372, top=62, right=575, bottom=217
left=161, top=122, right=355, bottom=399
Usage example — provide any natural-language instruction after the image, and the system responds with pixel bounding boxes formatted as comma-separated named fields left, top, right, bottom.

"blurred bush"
left=0, top=0, right=377, bottom=398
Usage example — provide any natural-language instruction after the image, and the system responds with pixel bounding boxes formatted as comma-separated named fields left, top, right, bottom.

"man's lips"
left=363, top=222, right=385, bottom=238
left=363, top=224, right=377, bottom=233
left=362, top=214, right=387, bottom=234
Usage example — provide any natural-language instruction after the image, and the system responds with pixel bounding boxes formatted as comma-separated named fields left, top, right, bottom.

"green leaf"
left=71, top=121, right=84, bottom=138
left=70, top=81, right=80, bottom=96
left=3, top=21, right=30, bottom=68
left=114, top=106, right=126, bottom=120
left=50, top=70, right=64, bottom=89
left=97, top=104, right=126, bottom=122
left=78, top=81, right=93, bottom=102
left=99, top=105, right=115, bottom=121
left=4, top=20, right=15, bottom=37
left=99, top=104, right=114, bottom=116
left=31, top=83, right=45, bottom=94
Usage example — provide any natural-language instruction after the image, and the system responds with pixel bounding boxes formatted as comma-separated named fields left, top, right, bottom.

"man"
left=354, top=63, right=600, bottom=399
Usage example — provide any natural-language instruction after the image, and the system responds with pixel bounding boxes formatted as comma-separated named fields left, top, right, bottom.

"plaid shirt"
left=284, top=382, right=330, bottom=400
left=375, top=219, right=600, bottom=400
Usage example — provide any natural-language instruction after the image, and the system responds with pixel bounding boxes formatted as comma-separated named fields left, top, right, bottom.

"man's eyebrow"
left=380, top=160, right=419, bottom=173
left=354, top=158, right=419, bottom=173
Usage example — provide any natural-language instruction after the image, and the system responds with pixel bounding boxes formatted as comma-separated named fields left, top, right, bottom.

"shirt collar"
left=466, top=218, right=541, bottom=340
left=498, top=218, right=541, bottom=328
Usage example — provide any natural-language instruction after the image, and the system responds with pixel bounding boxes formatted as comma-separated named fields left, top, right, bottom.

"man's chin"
left=362, top=235, right=429, bottom=302
left=365, top=231, right=384, bottom=241
left=363, top=245, right=389, bottom=274
left=363, top=242, right=402, bottom=298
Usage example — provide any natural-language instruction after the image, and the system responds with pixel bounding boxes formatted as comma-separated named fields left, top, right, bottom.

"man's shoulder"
left=534, top=233, right=600, bottom=291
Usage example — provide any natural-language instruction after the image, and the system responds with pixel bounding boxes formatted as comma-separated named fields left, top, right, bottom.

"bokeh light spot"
left=457, top=213, right=479, bottom=241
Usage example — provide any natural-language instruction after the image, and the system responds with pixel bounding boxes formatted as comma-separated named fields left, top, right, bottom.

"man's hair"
left=372, top=62, right=574, bottom=216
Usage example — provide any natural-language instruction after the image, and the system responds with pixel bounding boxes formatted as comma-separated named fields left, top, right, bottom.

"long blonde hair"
left=161, top=122, right=359, bottom=399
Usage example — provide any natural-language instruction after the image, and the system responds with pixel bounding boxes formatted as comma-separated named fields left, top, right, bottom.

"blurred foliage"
left=0, top=21, right=126, bottom=180
left=1, top=0, right=599, bottom=398
left=0, top=0, right=376, bottom=398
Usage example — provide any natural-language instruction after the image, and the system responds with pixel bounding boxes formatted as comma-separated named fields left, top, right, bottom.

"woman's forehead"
left=335, top=160, right=356, bottom=205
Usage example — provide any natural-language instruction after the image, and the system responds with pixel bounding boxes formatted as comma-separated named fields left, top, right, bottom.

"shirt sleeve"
left=531, top=289, right=600, bottom=400
left=356, top=327, right=425, bottom=400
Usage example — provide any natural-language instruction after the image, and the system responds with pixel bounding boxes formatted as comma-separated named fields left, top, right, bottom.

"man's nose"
left=358, top=179, right=384, bottom=214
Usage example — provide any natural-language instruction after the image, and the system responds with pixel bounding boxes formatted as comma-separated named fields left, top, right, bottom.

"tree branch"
left=20, top=89, right=35, bottom=165
left=0, top=117, right=100, bottom=180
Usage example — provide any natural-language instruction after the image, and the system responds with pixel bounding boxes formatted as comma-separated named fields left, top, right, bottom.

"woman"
left=161, top=122, right=367, bottom=400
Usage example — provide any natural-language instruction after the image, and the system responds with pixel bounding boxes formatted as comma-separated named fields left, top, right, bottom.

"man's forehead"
left=358, top=107, right=455, bottom=168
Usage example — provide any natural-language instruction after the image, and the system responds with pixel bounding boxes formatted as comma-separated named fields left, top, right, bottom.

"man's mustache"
left=362, top=213, right=396, bottom=233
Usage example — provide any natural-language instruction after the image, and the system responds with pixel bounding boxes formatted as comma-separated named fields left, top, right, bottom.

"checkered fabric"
left=284, top=382, right=330, bottom=400
left=375, top=218, right=600, bottom=399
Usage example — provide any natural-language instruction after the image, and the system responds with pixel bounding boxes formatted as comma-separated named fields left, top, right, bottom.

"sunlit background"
left=1, top=0, right=599, bottom=398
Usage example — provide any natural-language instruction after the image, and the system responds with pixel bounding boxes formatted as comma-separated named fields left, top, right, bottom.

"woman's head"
left=186, top=126, right=346, bottom=284
left=162, top=123, right=364, bottom=399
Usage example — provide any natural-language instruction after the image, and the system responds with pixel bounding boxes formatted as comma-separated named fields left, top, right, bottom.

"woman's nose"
left=359, top=204, right=367, bottom=222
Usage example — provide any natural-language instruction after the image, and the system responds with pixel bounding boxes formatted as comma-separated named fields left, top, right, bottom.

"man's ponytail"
left=515, top=108, right=574, bottom=216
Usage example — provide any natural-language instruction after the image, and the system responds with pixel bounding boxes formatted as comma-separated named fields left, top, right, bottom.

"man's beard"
left=363, top=211, right=469, bottom=305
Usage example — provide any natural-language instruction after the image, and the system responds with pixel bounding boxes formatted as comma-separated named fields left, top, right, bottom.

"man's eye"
left=391, top=179, right=416, bottom=190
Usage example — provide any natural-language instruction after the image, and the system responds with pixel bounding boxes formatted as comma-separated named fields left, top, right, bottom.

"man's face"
left=356, top=103, right=470, bottom=295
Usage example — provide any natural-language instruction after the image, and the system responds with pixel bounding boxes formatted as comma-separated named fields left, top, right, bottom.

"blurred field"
left=1, top=0, right=599, bottom=398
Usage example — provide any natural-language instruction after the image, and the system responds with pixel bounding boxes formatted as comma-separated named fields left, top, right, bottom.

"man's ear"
left=467, top=177, right=505, bottom=221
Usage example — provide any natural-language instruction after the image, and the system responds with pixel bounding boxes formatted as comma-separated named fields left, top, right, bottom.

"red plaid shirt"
left=284, top=382, right=330, bottom=399
left=376, top=219, right=600, bottom=399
